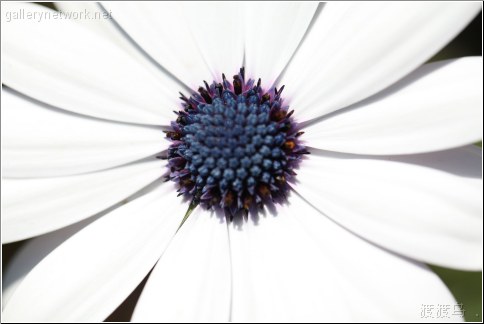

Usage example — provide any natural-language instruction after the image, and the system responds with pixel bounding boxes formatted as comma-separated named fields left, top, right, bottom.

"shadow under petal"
left=307, top=145, right=482, bottom=179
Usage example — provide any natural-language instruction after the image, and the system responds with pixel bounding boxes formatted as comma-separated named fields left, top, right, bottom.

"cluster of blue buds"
left=163, top=68, right=308, bottom=216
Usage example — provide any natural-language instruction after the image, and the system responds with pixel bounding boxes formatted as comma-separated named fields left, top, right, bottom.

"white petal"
left=2, top=90, right=166, bottom=178
left=295, top=147, right=482, bottom=270
left=54, top=2, right=128, bottom=48
left=132, top=209, right=231, bottom=322
left=301, top=195, right=462, bottom=323
left=244, top=2, right=319, bottom=86
left=281, top=2, right=481, bottom=121
left=228, top=202, right=347, bottom=322
left=303, top=58, right=483, bottom=155
left=3, top=216, right=100, bottom=308
left=2, top=160, right=164, bottom=243
left=53, top=1, right=183, bottom=94
left=2, top=183, right=185, bottom=322
left=374, top=144, right=482, bottom=180
left=102, top=2, right=213, bottom=89
left=229, top=193, right=458, bottom=321
left=2, top=2, right=181, bottom=125
left=181, top=2, right=244, bottom=80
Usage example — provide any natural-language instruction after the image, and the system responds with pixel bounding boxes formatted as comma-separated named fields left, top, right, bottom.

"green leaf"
left=430, top=265, right=482, bottom=322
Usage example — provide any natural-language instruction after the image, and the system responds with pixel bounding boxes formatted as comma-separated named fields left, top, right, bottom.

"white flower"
left=1, top=1, right=482, bottom=322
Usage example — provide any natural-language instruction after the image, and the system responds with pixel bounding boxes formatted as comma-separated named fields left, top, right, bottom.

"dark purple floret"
left=163, top=68, right=308, bottom=216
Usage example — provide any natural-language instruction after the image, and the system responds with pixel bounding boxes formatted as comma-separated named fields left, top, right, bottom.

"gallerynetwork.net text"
left=5, top=8, right=112, bottom=23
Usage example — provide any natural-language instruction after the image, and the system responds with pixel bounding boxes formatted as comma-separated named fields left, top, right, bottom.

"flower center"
left=165, top=68, right=308, bottom=216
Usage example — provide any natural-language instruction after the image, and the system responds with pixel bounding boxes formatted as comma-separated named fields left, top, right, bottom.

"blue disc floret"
left=163, top=68, right=308, bottom=215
